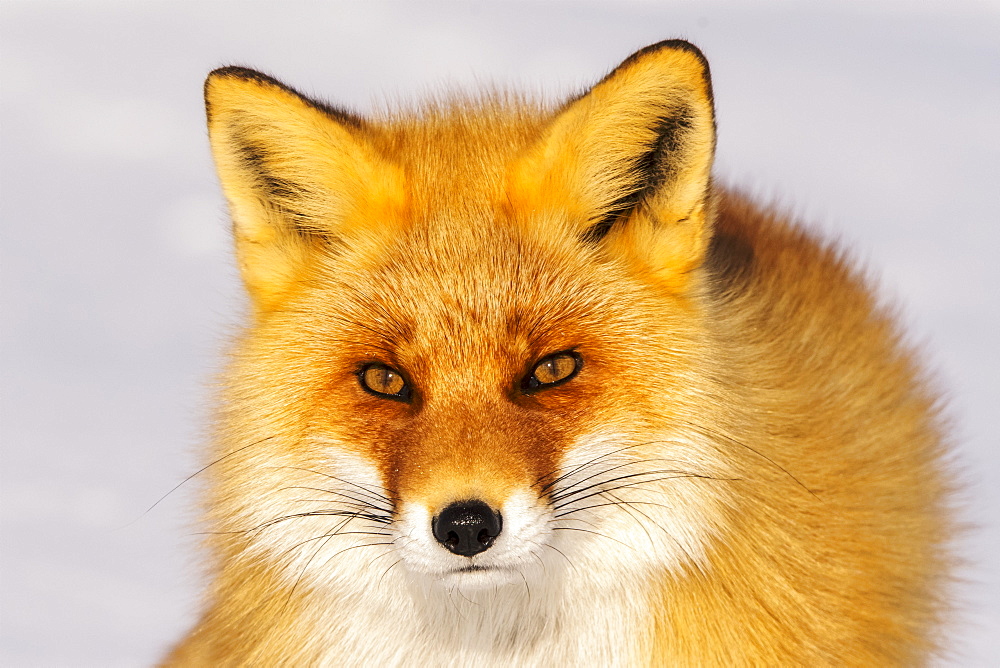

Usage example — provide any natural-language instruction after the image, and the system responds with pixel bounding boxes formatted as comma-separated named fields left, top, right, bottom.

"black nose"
left=432, top=500, right=502, bottom=557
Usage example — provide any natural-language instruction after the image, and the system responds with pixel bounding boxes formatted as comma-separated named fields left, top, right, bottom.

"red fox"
left=167, top=41, right=952, bottom=665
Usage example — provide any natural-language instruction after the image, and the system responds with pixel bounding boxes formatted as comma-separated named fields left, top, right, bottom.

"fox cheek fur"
left=166, top=40, right=952, bottom=666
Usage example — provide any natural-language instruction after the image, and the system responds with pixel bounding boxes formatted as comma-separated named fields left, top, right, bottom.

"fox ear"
left=510, top=41, right=716, bottom=292
left=204, top=67, right=403, bottom=312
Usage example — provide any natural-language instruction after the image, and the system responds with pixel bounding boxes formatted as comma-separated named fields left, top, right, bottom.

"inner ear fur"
left=510, top=40, right=717, bottom=291
left=204, top=67, right=405, bottom=313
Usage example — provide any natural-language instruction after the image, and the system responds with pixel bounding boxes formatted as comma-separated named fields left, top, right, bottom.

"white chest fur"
left=306, top=567, right=652, bottom=667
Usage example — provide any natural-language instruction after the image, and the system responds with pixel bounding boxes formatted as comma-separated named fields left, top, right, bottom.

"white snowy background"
left=1, top=2, right=997, bottom=665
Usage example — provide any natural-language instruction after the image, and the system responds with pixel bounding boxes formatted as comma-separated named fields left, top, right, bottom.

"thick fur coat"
left=166, top=41, right=951, bottom=666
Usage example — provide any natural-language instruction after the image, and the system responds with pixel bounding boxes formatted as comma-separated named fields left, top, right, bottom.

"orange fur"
left=167, top=41, right=951, bottom=666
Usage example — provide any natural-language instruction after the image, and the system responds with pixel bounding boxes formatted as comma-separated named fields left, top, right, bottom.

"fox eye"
left=359, top=363, right=411, bottom=401
left=523, top=351, right=581, bottom=392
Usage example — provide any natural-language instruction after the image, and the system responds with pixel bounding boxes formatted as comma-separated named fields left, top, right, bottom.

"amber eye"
left=522, top=351, right=582, bottom=392
left=359, top=363, right=411, bottom=401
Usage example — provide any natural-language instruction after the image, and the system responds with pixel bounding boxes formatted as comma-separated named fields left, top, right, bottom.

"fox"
left=166, top=40, right=952, bottom=665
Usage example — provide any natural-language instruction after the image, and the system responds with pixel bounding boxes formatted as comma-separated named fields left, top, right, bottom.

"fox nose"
left=432, top=500, right=502, bottom=557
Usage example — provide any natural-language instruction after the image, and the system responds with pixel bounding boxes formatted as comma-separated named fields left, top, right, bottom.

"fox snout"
left=432, top=500, right=503, bottom=557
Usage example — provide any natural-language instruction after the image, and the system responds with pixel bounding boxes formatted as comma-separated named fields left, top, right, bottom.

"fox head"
left=203, top=41, right=732, bottom=598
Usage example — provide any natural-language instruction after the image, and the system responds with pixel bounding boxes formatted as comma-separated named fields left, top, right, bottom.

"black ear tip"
left=654, top=39, right=707, bottom=60
left=202, top=66, right=366, bottom=130
left=206, top=66, right=281, bottom=87
left=204, top=66, right=272, bottom=111
left=627, top=39, right=709, bottom=71
left=597, top=39, right=712, bottom=96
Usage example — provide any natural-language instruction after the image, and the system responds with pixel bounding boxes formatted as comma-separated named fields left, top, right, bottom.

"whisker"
left=525, top=540, right=548, bottom=575
left=378, top=558, right=403, bottom=588
left=275, top=466, right=393, bottom=506
left=279, top=486, right=393, bottom=513
left=554, top=472, right=730, bottom=512
left=534, top=442, right=651, bottom=494
left=327, top=541, right=396, bottom=559
left=541, top=543, right=574, bottom=571
left=129, top=436, right=276, bottom=524
left=546, top=456, right=690, bottom=504
left=279, top=515, right=360, bottom=560
left=285, top=528, right=342, bottom=611
left=518, top=568, right=531, bottom=603
left=535, top=438, right=708, bottom=495
left=678, top=419, right=818, bottom=498
left=609, top=493, right=699, bottom=565
left=243, top=509, right=391, bottom=536
left=543, top=457, right=645, bottom=500
left=554, top=499, right=675, bottom=519
left=601, top=490, right=656, bottom=547
left=277, top=509, right=372, bottom=614
left=552, top=469, right=726, bottom=508
left=289, top=497, right=392, bottom=517
left=549, top=525, right=632, bottom=549
left=365, top=546, right=399, bottom=570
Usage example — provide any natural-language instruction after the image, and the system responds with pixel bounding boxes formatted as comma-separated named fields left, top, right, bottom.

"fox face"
left=227, top=216, right=724, bottom=593
left=204, top=42, right=726, bottom=599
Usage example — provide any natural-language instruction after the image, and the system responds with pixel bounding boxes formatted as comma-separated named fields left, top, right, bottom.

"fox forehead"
left=308, top=221, right=648, bottom=372
left=368, top=97, right=552, bottom=202
left=267, top=102, right=601, bottom=345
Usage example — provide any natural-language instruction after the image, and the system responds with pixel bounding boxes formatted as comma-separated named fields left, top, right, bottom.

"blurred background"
left=1, top=1, right=997, bottom=665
